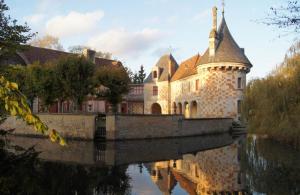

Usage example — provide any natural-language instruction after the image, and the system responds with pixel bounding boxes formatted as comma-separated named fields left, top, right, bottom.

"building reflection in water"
left=145, top=138, right=245, bottom=195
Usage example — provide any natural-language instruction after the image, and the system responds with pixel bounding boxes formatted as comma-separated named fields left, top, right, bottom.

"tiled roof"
left=171, top=54, right=201, bottom=81
left=144, top=54, right=179, bottom=83
left=198, top=17, right=252, bottom=67
left=18, top=46, right=122, bottom=68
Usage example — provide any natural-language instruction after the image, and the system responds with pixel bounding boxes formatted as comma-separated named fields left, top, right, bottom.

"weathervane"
left=222, top=0, right=225, bottom=16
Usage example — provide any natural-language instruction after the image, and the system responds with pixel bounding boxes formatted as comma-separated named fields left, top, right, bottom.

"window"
left=153, top=71, right=157, bottom=78
left=129, top=86, right=143, bottom=95
left=153, top=86, right=158, bottom=96
left=237, top=100, right=242, bottom=114
left=238, top=77, right=242, bottom=89
left=195, top=79, right=199, bottom=91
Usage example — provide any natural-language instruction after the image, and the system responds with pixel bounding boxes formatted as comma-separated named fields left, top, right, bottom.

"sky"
left=6, top=0, right=297, bottom=79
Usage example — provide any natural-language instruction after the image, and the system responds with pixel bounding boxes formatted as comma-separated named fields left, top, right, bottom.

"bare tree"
left=30, top=35, right=64, bottom=51
left=264, top=1, right=300, bottom=34
left=68, top=45, right=112, bottom=59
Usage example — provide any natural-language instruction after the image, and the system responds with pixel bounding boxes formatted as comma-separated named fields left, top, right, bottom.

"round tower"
left=196, top=7, right=252, bottom=120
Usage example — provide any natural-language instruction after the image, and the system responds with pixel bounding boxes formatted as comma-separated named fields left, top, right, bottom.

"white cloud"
left=45, top=10, right=104, bottom=38
left=24, top=14, right=45, bottom=25
left=87, top=28, right=164, bottom=57
left=193, top=9, right=211, bottom=22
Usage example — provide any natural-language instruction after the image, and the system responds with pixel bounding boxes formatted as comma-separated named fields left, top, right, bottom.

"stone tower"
left=196, top=7, right=252, bottom=119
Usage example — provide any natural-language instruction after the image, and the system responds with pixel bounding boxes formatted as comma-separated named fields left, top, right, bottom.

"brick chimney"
left=82, top=48, right=96, bottom=63
left=209, top=6, right=218, bottom=57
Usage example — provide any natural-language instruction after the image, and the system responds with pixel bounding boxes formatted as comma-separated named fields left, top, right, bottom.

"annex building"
left=144, top=7, right=252, bottom=120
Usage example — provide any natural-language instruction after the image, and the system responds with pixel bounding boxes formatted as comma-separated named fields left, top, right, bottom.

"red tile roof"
left=171, top=54, right=201, bottom=81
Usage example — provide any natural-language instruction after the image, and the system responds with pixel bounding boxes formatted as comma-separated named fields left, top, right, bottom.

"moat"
left=2, top=133, right=300, bottom=195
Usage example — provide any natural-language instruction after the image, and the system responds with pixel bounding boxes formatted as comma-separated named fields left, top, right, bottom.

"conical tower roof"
left=198, top=17, right=252, bottom=67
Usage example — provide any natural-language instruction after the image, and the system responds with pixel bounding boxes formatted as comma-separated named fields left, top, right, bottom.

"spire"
left=222, top=0, right=225, bottom=17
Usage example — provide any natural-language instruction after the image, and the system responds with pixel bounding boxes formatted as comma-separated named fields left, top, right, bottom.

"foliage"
left=68, top=45, right=112, bottom=59
left=0, top=76, right=65, bottom=145
left=264, top=0, right=300, bottom=34
left=131, top=65, right=146, bottom=84
left=243, top=41, right=300, bottom=148
left=30, top=35, right=64, bottom=51
left=94, top=66, right=130, bottom=110
left=0, top=0, right=35, bottom=58
left=55, top=56, right=95, bottom=108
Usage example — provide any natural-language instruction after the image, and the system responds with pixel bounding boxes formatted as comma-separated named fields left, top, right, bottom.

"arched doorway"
left=151, top=103, right=162, bottom=114
left=173, top=102, right=177, bottom=114
left=184, top=102, right=189, bottom=118
left=178, top=103, right=183, bottom=115
left=191, top=101, right=197, bottom=118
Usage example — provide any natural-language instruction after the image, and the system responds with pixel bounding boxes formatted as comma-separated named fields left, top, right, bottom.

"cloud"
left=87, top=28, right=164, bottom=57
left=45, top=10, right=104, bottom=38
left=23, top=14, right=45, bottom=26
left=193, top=9, right=211, bottom=23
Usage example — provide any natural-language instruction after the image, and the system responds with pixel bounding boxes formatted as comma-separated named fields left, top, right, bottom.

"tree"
left=132, top=73, right=139, bottom=84
left=68, top=45, right=112, bottom=59
left=243, top=41, right=300, bottom=148
left=30, top=35, right=64, bottom=51
left=265, top=1, right=300, bottom=34
left=137, top=65, right=146, bottom=83
left=0, top=76, right=65, bottom=145
left=94, top=66, right=130, bottom=112
left=55, top=56, right=95, bottom=110
left=0, top=0, right=35, bottom=58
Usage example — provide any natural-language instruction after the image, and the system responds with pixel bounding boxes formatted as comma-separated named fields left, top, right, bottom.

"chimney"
left=83, top=48, right=96, bottom=63
left=209, top=6, right=218, bottom=57
left=212, top=6, right=217, bottom=31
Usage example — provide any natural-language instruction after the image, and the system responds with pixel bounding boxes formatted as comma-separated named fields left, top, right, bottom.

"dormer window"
left=153, top=71, right=158, bottom=79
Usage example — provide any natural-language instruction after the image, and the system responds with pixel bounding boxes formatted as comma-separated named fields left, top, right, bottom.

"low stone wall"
left=106, top=114, right=233, bottom=140
left=1, top=114, right=97, bottom=140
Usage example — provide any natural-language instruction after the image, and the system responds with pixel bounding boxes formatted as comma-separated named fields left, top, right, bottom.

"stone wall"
left=1, top=114, right=97, bottom=140
left=106, top=114, right=233, bottom=140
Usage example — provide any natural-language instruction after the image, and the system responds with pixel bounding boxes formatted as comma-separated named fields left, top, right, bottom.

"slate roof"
left=144, top=54, right=179, bottom=83
left=17, top=46, right=122, bottom=68
left=171, top=54, right=201, bottom=82
left=198, top=17, right=252, bottom=67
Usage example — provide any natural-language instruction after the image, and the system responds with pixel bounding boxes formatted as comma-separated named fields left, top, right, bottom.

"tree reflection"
left=0, top=135, right=131, bottom=195
left=243, top=136, right=300, bottom=194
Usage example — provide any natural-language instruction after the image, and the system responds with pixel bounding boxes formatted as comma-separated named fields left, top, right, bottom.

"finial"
left=168, top=45, right=173, bottom=54
left=222, top=0, right=225, bottom=16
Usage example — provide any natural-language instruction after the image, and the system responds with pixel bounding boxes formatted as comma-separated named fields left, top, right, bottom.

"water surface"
left=2, top=133, right=300, bottom=195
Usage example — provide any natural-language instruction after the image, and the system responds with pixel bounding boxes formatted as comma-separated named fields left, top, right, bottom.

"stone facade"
left=144, top=8, right=252, bottom=120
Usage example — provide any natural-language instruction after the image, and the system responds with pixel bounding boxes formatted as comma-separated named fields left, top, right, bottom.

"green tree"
left=55, top=56, right=95, bottom=111
left=137, top=65, right=146, bottom=83
left=0, top=0, right=64, bottom=145
left=132, top=73, right=139, bottom=84
left=243, top=41, right=300, bottom=148
left=94, top=66, right=130, bottom=112
left=0, top=76, right=65, bottom=145
left=0, top=0, right=35, bottom=58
